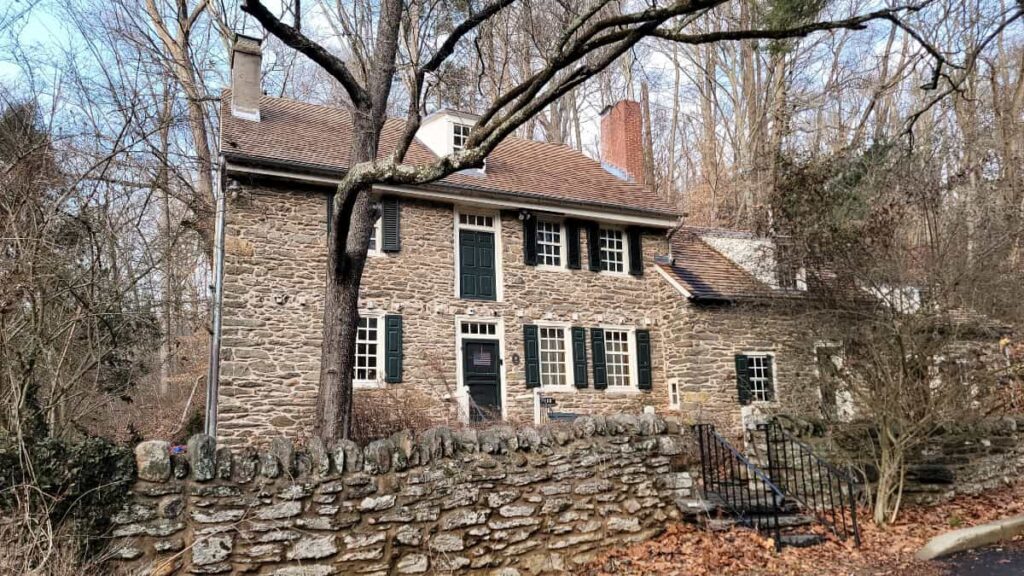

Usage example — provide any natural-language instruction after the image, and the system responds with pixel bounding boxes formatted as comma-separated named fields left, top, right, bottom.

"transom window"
left=599, top=229, right=626, bottom=273
left=604, top=329, right=632, bottom=387
left=536, top=221, right=562, bottom=267
left=459, top=213, right=494, bottom=228
left=355, top=317, right=381, bottom=382
left=539, top=327, right=568, bottom=387
left=452, top=122, right=471, bottom=151
left=748, top=354, right=774, bottom=402
left=461, top=322, right=497, bottom=336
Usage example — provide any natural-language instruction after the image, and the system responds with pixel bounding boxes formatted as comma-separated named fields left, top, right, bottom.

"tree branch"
left=241, top=0, right=370, bottom=108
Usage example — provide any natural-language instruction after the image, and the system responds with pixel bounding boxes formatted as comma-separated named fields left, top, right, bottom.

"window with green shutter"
left=627, top=227, right=644, bottom=276
left=636, top=329, right=652, bottom=389
left=459, top=229, right=496, bottom=300
left=591, top=328, right=607, bottom=389
left=566, top=220, right=582, bottom=270
left=522, top=212, right=537, bottom=266
left=571, top=327, right=588, bottom=388
left=381, top=197, right=400, bottom=252
left=523, top=325, right=540, bottom=388
left=735, top=353, right=775, bottom=404
left=384, top=315, right=403, bottom=383
left=586, top=221, right=602, bottom=272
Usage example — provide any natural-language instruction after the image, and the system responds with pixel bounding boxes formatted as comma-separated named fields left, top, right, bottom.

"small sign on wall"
left=539, top=396, right=557, bottom=407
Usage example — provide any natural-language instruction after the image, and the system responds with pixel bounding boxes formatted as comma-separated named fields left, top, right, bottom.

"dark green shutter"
left=735, top=354, right=751, bottom=405
left=326, top=192, right=334, bottom=236
left=523, top=325, right=540, bottom=388
left=381, top=197, right=400, bottom=252
left=522, top=213, right=537, bottom=266
left=636, top=329, right=652, bottom=390
left=566, top=219, right=582, bottom=270
left=764, top=356, right=776, bottom=401
left=591, top=328, right=607, bottom=389
left=459, top=230, right=496, bottom=300
left=627, top=227, right=644, bottom=276
left=384, top=315, right=403, bottom=383
left=587, top=221, right=602, bottom=272
left=571, top=327, right=588, bottom=388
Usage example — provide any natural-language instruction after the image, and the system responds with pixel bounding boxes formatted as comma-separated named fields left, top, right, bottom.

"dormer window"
left=452, top=122, right=471, bottom=152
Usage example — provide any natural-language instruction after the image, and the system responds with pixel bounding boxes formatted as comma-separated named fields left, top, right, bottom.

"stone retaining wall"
left=109, top=413, right=694, bottom=575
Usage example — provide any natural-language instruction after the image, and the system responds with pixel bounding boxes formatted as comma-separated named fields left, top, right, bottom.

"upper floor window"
left=456, top=209, right=499, bottom=301
left=736, top=353, right=775, bottom=404
left=536, top=221, right=563, bottom=267
left=599, top=228, right=626, bottom=273
left=604, top=329, right=632, bottom=387
left=367, top=215, right=382, bottom=254
left=452, top=122, right=471, bottom=152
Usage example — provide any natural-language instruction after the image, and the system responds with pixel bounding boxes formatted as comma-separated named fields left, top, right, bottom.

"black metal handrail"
left=695, top=423, right=786, bottom=550
left=760, top=419, right=861, bottom=546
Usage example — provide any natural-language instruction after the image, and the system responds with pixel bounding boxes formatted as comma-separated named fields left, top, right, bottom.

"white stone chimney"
left=230, top=34, right=262, bottom=122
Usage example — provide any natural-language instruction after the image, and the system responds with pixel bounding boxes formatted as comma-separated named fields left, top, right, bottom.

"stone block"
left=136, top=441, right=171, bottom=482
left=192, top=534, right=232, bottom=565
left=187, top=435, right=217, bottom=482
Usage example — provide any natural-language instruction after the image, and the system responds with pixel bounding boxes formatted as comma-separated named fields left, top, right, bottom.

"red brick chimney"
left=600, top=100, right=645, bottom=185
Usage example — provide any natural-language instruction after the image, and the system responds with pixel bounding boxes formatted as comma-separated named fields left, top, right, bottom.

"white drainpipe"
left=204, top=163, right=227, bottom=437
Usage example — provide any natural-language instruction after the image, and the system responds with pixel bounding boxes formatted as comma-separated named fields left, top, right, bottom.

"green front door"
left=459, top=229, right=496, bottom=300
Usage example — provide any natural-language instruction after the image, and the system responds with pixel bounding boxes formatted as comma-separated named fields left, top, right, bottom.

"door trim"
left=454, top=315, right=507, bottom=423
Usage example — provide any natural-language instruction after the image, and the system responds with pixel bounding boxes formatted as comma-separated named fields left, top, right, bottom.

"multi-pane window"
left=452, top=123, right=471, bottom=151
left=461, top=322, right=497, bottom=336
left=459, top=213, right=494, bottom=228
left=748, top=354, right=774, bottom=402
left=536, top=221, right=562, bottom=267
left=604, top=329, right=632, bottom=387
left=599, top=229, right=626, bottom=273
left=355, top=317, right=380, bottom=382
left=539, top=327, right=568, bottom=387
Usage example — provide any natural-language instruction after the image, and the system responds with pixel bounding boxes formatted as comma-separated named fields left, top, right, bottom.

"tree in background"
left=770, top=144, right=1016, bottom=524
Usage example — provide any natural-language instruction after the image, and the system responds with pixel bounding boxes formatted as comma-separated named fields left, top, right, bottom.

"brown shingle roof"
left=220, top=92, right=679, bottom=217
left=658, top=229, right=769, bottom=301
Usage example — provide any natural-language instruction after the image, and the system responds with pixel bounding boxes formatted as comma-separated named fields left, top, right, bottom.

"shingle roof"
left=220, top=92, right=679, bottom=217
left=658, top=229, right=770, bottom=301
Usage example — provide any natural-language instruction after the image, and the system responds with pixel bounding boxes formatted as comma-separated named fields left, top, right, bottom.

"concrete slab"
left=916, top=515, right=1024, bottom=560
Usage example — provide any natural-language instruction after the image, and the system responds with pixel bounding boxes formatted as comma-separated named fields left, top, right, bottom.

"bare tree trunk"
left=158, top=84, right=174, bottom=396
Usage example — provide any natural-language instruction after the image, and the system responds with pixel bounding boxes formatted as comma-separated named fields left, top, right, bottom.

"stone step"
left=779, top=533, right=826, bottom=548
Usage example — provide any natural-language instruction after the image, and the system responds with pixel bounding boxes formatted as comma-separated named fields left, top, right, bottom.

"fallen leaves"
left=581, top=480, right=1024, bottom=576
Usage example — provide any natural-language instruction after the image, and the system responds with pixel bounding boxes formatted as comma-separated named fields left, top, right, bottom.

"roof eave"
left=222, top=150, right=682, bottom=224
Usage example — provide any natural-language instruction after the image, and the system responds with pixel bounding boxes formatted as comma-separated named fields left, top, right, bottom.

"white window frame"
left=536, top=321, right=576, bottom=391
left=597, top=226, right=630, bottom=276
left=454, top=315, right=507, bottom=423
left=668, top=378, right=681, bottom=409
left=739, top=351, right=777, bottom=404
left=367, top=214, right=383, bottom=256
left=602, top=326, right=639, bottom=392
left=451, top=121, right=472, bottom=152
left=354, top=311, right=385, bottom=389
left=535, top=219, right=567, bottom=270
left=453, top=207, right=504, bottom=301
left=814, top=342, right=854, bottom=421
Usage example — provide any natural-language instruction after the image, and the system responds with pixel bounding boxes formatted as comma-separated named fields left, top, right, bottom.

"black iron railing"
left=694, top=423, right=786, bottom=550
left=760, top=419, right=861, bottom=546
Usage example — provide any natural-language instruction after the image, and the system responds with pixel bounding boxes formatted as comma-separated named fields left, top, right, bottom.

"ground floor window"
left=355, top=316, right=381, bottom=384
left=539, top=326, right=569, bottom=387
left=604, top=329, right=632, bottom=387
left=747, top=354, right=774, bottom=402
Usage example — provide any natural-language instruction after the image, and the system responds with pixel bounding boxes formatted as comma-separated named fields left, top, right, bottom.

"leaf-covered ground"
left=582, top=481, right=1024, bottom=575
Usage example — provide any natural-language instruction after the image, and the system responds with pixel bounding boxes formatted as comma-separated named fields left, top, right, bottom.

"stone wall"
left=661, top=300, right=825, bottom=435
left=218, top=184, right=678, bottom=446
left=109, top=413, right=694, bottom=575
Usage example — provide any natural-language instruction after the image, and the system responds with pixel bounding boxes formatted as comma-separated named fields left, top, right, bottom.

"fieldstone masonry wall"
left=109, top=413, right=694, bottom=575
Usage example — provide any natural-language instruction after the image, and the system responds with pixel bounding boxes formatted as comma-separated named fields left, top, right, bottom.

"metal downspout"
left=205, top=162, right=227, bottom=437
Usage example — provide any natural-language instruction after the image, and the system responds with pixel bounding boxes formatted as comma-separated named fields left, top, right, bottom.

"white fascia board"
left=224, top=161, right=680, bottom=228
left=655, top=265, right=694, bottom=299
left=375, top=184, right=679, bottom=228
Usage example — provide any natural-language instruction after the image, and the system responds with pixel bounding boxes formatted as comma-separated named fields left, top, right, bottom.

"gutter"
left=204, top=159, right=228, bottom=437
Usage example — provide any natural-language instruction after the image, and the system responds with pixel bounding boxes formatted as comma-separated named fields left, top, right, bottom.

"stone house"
left=211, top=37, right=825, bottom=447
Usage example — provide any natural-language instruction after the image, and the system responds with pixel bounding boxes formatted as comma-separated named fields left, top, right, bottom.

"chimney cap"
left=232, top=33, right=263, bottom=57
